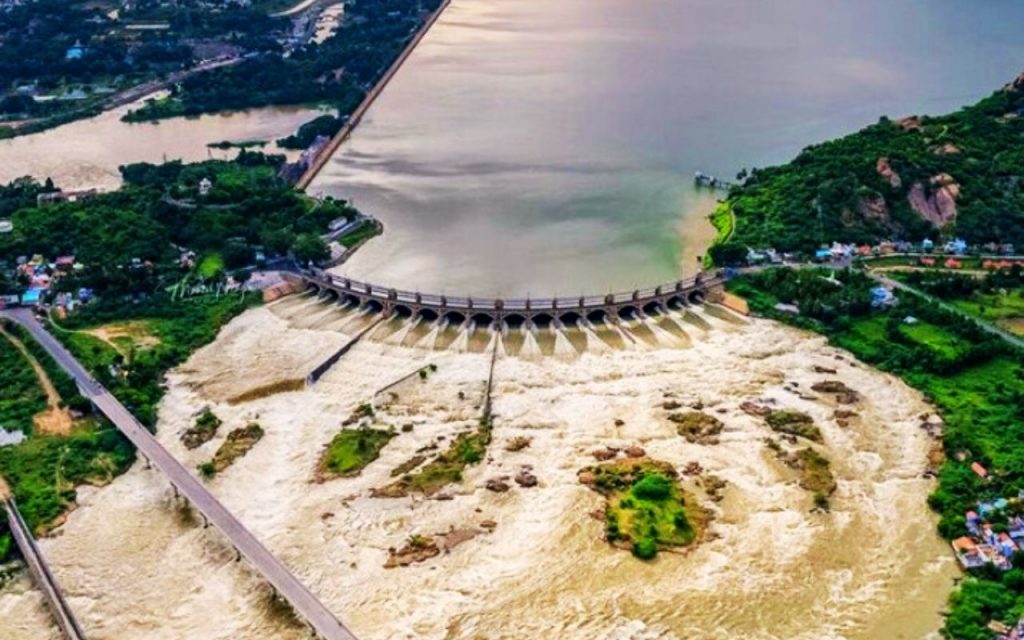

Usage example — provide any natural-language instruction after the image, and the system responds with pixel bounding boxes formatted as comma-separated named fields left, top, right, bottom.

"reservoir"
left=312, top=0, right=1024, bottom=296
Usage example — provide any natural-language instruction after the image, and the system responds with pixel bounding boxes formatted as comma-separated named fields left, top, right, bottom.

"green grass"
left=207, top=423, right=264, bottom=473
left=197, top=253, right=225, bottom=279
left=764, top=410, right=822, bottom=442
left=379, top=419, right=492, bottom=496
left=900, top=320, right=968, bottom=360
left=181, top=408, right=221, bottom=449
left=582, top=458, right=701, bottom=559
left=338, top=221, right=379, bottom=248
left=950, top=292, right=1024, bottom=335
left=319, top=427, right=395, bottom=479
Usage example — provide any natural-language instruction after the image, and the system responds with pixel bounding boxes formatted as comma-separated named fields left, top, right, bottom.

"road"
left=1, top=308, right=358, bottom=640
left=867, top=271, right=1024, bottom=350
left=3, top=492, right=86, bottom=640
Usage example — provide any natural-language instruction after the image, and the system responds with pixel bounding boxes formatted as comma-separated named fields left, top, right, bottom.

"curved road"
left=1, top=308, right=357, bottom=640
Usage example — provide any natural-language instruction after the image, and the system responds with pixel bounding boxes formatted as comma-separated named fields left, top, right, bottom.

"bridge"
left=292, top=270, right=726, bottom=328
left=1, top=309, right=358, bottom=640
left=1, top=477, right=86, bottom=640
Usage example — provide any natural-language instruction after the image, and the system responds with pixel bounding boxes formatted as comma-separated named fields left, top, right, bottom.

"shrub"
left=632, top=473, right=673, bottom=501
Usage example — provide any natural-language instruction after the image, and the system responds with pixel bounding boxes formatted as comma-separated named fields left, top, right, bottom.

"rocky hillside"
left=718, top=72, right=1024, bottom=254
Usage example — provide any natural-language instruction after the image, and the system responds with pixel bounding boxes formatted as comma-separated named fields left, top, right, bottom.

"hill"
left=712, top=72, right=1024, bottom=260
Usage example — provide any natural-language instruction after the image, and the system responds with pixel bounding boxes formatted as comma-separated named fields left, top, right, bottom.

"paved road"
left=1, top=308, right=358, bottom=640
left=868, top=271, right=1024, bottom=350
left=3, top=495, right=86, bottom=640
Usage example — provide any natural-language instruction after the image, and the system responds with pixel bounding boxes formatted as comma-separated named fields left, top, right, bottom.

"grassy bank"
left=729, top=267, right=1024, bottom=639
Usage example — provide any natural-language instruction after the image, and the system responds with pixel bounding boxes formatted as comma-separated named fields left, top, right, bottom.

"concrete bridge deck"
left=2, top=482, right=86, bottom=640
left=1, top=309, right=357, bottom=640
left=296, top=270, right=726, bottom=326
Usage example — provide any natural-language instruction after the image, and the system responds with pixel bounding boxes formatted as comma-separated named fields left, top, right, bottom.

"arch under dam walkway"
left=292, top=270, right=727, bottom=328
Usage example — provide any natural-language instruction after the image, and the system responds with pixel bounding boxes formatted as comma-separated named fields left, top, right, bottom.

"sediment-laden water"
left=0, top=301, right=956, bottom=639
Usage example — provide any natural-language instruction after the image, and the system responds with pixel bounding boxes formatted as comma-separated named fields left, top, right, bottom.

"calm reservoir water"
left=312, top=0, right=1024, bottom=296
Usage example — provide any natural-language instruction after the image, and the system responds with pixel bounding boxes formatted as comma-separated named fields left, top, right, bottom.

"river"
left=311, top=0, right=1024, bottom=296
left=0, top=99, right=329, bottom=191
left=0, top=303, right=959, bottom=639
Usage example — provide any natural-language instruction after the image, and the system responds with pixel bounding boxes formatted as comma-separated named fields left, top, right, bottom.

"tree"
left=708, top=242, right=748, bottom=267
left=292, top=233, right=329, bottom=265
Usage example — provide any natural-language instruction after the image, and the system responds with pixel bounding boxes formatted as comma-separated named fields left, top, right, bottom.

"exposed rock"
left=682, top=460, right=704, bottom=476
left=504, top=436, right=532, bottom=452
left=702, top=474, right=728, bottom=502
left=485, top=478, right=510, bottom=493
left=390, top=455, right=426, bottom=478
left=613, top=419, right=625, bottom=427
left=384, top=535, right=440, bottom=568
left=876, top=157, right=902, bottom=188
left=740, top=401, right=772, bottom=417
left=931, top=142, right=961, bottom=156
left=813, top=365, right=837, bottom=374
left=898, top=117, right=922, bottom=132
left=592, top=447, right=619, bottom=461
left=514, top=469, right=538, bottom=488
left=662, top=400, right=682, bottom=410
left=625, top=446, right=646, bottom=458
left=578, top=471, right=597, bottom=485
left=669, top=411, right=724, bottom=444
left=811, top=380, right=861, bottom=405
left=908, top=174, right=959, bottom=227
left=479, top=519, right=497, bottom=531
left=857, top=193, right=889, bottom=222
left=438, top=527, right=481, bottom=552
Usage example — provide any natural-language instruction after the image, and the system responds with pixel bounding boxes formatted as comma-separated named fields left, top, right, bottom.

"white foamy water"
left=0, top=304, right=956, bottom=639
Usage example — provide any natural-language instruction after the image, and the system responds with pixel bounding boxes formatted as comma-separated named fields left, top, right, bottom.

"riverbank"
left=296, top=0, right=452, bottom=189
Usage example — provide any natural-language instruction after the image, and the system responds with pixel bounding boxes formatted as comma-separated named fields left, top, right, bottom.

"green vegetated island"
left=711, top=71, right=1024, bottom=640
left=0, top=151, right=363, bottom=573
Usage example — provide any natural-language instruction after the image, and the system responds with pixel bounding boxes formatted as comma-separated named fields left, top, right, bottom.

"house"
left=65, top=40, right=86, bottom=60
left=944, top=258, right=963, bottom=269
left=813, top=249, right=832, bottom=262
left=920, top=257, right=936, bottom=267
left=199, top=178, right=212, bottom=196
left=972, top=462, right=989, bottom=479
left=921, top=238, right=935, bottom=251
left=945, top=238, right=968, bottom=255
left=952, top=536, right=989, bottom=569
left=20, top=288, right=44, bottom=305
left=998, top=533, right=1018, bottom=558
left=870, top=286, right=896, bottom=308
left=966, top=510, right=981, bottom=535
left=55, top=255, right=75, bottom=271
left=0, top=219, right=11, bottom=233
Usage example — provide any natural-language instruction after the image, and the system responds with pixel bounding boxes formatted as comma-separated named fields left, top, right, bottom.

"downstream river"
left=312, top=0, right=1024, bottom=296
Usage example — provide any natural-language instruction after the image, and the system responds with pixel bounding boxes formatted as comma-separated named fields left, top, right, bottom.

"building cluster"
left=991, top=618, right=1024, bottom=640
left=0, top=254, right=92, bottom=309
left=951, top=489, right=1024, bottom=571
